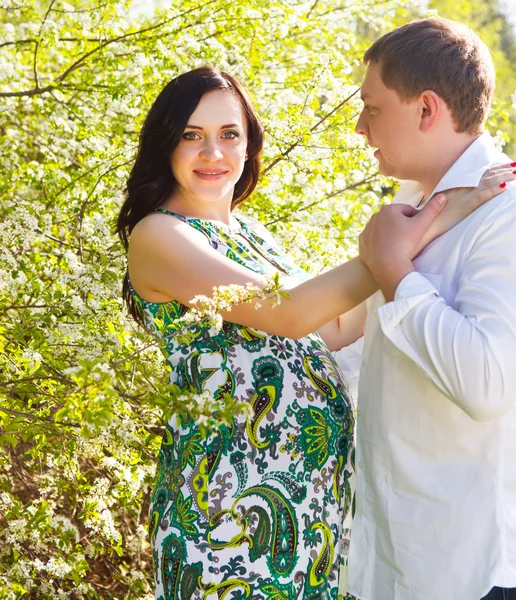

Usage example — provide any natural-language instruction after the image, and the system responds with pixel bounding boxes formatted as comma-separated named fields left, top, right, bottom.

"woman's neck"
left=162, top=193, right=233, bottom=225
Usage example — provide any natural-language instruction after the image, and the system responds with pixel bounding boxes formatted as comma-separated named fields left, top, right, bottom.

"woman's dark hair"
left=116, top=66, right=264, bottom=325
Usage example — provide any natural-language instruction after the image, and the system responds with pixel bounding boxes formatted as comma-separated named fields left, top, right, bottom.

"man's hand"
left=358, top=194, right=448, bottom=302
left=359, top=163, right=516, bottom=302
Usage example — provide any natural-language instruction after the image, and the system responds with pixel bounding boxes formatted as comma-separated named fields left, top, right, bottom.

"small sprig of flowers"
left=186, top=271, right=289, bottom=330
left=151, top=272, right=289, bottom=347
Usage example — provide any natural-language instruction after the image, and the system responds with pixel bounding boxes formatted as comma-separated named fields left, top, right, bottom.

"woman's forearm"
left=286, top=257, right=377, bottom=337
left=227, top=257, right=377, bottom=339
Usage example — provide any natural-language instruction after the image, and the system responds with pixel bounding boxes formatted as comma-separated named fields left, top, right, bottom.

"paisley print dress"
left=132, top=209, right=355, bottom=600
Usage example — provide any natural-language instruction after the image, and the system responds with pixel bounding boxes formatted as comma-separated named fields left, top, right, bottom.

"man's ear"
left=418, top=90, right=441, bottom=132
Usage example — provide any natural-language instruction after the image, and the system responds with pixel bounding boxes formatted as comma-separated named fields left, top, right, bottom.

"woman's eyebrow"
left=184, top=123, right=239, bottom=129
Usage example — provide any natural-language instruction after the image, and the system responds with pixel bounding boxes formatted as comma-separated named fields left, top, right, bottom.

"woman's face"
left=170, top=90, right=248, bottom=208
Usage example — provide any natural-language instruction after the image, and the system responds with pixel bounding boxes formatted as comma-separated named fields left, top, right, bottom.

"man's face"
left=355, top=62, right=422, bottom=180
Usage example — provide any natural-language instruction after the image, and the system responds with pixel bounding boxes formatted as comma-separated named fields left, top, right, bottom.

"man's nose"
left=355, top=110, right=368, bottom=137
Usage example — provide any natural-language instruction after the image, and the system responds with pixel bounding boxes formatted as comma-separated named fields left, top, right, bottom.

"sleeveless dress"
left=131, top=209, right=355, bottom=600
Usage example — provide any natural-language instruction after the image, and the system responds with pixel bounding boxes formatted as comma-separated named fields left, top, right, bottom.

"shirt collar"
left=394, top=131, right=508, bottom=207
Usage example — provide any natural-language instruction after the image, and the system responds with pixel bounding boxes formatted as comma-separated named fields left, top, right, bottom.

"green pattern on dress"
left=133, top=209, right=355, bottom=599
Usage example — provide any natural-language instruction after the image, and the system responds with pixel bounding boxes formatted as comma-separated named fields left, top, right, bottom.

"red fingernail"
left=511, top=162, right=516, bottom=167
left=500, top=182, right=507, bottom=188
left=513, top=170, right=516, bottom=174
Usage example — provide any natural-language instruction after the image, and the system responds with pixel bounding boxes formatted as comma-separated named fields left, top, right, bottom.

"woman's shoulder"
left=132, top=209, right=182, bottom=232
left=130, top=210, right=207, bottom=247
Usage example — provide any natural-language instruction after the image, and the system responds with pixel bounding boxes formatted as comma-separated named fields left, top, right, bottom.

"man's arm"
left=332, top=334, right=364, bottom=407
left=318, top=301, right=367, bottom=351
left=372, top=197, right=516, bottom=421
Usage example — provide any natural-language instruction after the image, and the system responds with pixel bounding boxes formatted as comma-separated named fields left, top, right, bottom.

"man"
left=338, top=18, right=516, bottom=600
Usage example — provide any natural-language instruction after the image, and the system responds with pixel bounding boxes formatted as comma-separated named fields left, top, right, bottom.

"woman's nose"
left=200, top=140, right=223, bottom=161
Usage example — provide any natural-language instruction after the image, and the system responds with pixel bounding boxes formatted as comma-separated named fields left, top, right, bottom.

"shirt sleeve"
left=332, top=336, right=364, bottom=408
left=377, top=203, right=516, bottom=422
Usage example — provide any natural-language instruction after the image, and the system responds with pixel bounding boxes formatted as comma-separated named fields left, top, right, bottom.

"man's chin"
left=376, top=160, right=392, bottom=177
left=375, top=156, right=399, bottom=179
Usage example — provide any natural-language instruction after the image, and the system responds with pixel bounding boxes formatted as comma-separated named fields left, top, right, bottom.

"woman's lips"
left=194, top=170, right=228, bottom=180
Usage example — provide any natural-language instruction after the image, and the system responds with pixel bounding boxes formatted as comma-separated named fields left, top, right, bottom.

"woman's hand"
left=419, top=162, right=516, bottom=250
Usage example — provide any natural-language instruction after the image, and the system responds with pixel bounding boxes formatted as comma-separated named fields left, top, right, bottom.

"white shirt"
left=336, top=132, right=516, bottom=600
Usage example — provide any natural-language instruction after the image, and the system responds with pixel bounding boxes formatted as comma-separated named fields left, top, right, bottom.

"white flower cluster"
left=82, top=477, right=121, bottom=543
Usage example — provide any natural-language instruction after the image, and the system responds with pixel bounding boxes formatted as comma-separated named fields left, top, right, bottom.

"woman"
left=116, top=67, right=511, bottom=599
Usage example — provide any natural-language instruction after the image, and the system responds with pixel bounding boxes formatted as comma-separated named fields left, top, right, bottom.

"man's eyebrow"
left=184, top=123, right=240, bottom=129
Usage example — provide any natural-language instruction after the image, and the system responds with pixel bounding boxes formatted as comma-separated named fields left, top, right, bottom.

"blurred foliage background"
left=0, top=0, right=515, bottom=598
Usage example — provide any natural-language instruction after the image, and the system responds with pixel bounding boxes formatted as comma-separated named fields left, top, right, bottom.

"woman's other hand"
left=421, top=162, right=516, bottom=249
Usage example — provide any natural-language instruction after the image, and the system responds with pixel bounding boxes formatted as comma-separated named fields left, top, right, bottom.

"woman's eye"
left=222, top=130, right=239, bottom=139
left=183, top=131, right=200, bottom=140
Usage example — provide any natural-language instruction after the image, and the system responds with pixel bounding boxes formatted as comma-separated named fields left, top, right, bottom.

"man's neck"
left=418, top=132, right=482, bottom=201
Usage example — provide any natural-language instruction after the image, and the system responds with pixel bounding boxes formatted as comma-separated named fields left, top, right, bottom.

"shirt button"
left=357, top=461, right=363, bottom=469
left=361, top=359, right=366, bottom=367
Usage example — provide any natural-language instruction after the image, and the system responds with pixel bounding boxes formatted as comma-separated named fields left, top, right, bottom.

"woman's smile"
left=193, top=169, right=229, bottom=180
